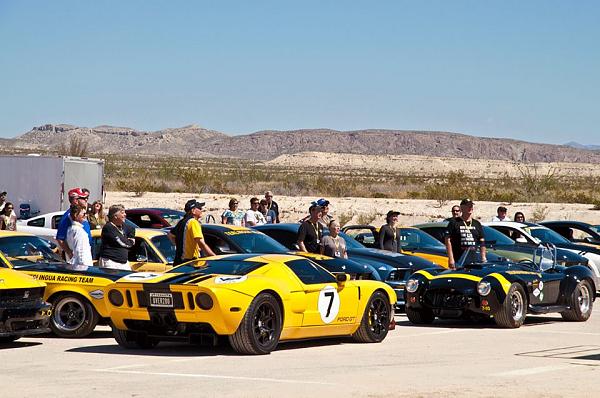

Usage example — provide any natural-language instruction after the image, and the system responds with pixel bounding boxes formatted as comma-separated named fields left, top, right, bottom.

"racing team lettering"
left=224, top=230, right=259, bottom=236
left=31, top=274, right=95, bottom=284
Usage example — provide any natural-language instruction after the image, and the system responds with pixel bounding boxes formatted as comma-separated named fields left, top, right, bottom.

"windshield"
left=160, top=210, right=185, bottom=226
left=151, top=234, right=176, bottom=263
left=334, top=231, right=366, bottom=249
left=482, top=226, right=515, bottom=245
left=225, top=230, right=289, bottom=253
left=0, top=235, right=63, bottom=265
left=169, top=259, right=266, bottom=275
left=459, top=245, right=556, bottom=271
left=399, top=228, right=445, bottom=249
left=525, top=227, right=571, bottom=244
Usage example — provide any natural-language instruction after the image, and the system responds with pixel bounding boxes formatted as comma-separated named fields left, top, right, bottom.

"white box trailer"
left=0, top=155, right=104, bottom=217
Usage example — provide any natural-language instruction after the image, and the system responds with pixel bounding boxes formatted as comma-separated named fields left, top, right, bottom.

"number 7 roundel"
left=318, top=285, right=341, bottom=323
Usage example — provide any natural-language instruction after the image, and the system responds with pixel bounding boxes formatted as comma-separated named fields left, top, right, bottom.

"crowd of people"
left=1, top=186, right=532, bottom=271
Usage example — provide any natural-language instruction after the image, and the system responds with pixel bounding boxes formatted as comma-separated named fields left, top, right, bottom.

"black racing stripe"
left=158, top=272, right=212, bottom=285
left=141, top=283, right=181, bottom=329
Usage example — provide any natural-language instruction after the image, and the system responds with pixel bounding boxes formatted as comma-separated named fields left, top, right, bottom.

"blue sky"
left=1, top=1, right=598, bottom=144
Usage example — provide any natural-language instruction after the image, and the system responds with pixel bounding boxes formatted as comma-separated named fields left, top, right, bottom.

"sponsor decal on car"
left=214, top=275, right=248, bottom=284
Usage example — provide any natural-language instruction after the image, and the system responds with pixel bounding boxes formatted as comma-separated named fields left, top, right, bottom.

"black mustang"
left=405, top=244, right=595, bottom=328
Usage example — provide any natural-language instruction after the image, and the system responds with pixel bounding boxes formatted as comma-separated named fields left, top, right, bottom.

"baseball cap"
left=309, top=202, right=323, bottom=212
left=386, top=210, right=400, bottom=218
left=460, top=198, right=474, bottom=206
left=185, top=199, right=206, bottom=212
left=316, top=198, right=330, bottom=207
left=68, top=188, right=89, bottom=199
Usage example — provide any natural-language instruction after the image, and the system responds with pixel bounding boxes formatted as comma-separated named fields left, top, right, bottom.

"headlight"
left=406, top=279, right=419, bottom=293
left=477, top=281, right=491, bottom=296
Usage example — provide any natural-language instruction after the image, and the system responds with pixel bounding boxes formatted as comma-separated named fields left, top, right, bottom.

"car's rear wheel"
left=228, top=292, right=282, bottom=355
left=112, top=327, right=159, bottom=349
left=352, top=291, right=391, bottom=343
left=50, top=294, right=99, bottom=337
left=494, top=283, right=526, bottom=328
left=561, top=280, right=593, bottom=321
left=405, top=306, right=435, bottom=324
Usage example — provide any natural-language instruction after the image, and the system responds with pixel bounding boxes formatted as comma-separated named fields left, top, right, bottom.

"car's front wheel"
left=50, top=294, right=99, bottom=337
left=352, top=291, right=391, bottom=343
left=228, top=292, right=282, bottom=355
left=494, top=283, right=527, bottom=328
left=561, top=280, right=594, bottom=321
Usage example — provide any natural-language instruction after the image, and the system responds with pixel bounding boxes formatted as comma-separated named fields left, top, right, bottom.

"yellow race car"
left=91, top=228, right=174, bottom=272
left=107, top=253, right=397, bottom=354
left=0, top=251, right=52, bottom=342
left=0, top=231, right=138, bottom=338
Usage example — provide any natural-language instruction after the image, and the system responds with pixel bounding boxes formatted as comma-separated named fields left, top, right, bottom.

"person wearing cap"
left=244, top=197, right=266, bottom=226
left=317, top=198, right=334, bottom=228
left=445, top=198, right=486, bottom=269
left=491, top=206, right=510, bottom=222
left=98, top=204, right=135, bottom=270
left=379, top=210, right=401, bottom=252
left=66, top=203, right=93, bottom=269
left=298, top=203, right=323, bottom=253
left=56, top=187, right=92, bottom=259
left=264, top=191, right=280, bottom=223
left=170, top=199, right=215, bottom=265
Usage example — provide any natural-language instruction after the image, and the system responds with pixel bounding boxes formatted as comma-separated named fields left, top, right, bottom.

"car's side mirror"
left=336, top=273, right=350, bottom=286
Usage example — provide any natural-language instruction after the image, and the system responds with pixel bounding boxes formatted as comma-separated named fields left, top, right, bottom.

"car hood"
left=0, top=268, right=46, bottom=289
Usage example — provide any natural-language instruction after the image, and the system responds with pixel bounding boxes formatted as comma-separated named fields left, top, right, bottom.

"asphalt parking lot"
left=4, top=308, right=600, bottom=398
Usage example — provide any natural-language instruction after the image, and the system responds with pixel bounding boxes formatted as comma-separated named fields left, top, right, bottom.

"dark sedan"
left=540, top=221, right=600, bottom=247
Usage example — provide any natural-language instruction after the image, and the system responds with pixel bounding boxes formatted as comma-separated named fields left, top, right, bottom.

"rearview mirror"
left=336, top=273, right=350, bottom=285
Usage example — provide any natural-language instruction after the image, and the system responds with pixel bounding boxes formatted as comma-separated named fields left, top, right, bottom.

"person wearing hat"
left=98, top=204, right=135, bottom=270
left=491, top=206, right=510, bottom=222
left=379, top=210, right=401, bottom=252
left=56, top=187, right=92, bottom=259
left=445, top=198, right=486, bottom=269
left=170, top=199, right=215, bottom=265
left=297, top=203, right=323, bottom=254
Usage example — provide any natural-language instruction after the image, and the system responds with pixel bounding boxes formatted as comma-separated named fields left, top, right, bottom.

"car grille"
left=424, top=289, right=471, bottom=309
left=0, top=287, right=44, bottom=309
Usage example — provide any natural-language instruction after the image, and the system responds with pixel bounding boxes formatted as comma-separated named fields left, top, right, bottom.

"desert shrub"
left=58, top=135, right=89, bottom=157
left=356, top=210, right=378, bottom=225
left=336, top=212, right=354, bottom=227
left=531, top=205, right=549, bottom=222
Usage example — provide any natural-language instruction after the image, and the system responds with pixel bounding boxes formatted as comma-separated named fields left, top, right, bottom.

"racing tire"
left=494, top=283, right=527, bottom=328
left=352, top=291, right=391, bottom=343
left=0, top=336, right=20, bottom=343
left=112, top=327, right=159, bottom=349
left=405, top=306, right=435, bottom=325
left=50, top=293, right=99, bottom=338
left=228, top=292, right=282, bottom=355
left=561, top=280, right=594, bottom=322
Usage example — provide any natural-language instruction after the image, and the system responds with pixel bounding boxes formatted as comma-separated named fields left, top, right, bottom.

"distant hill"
left=564, top=141, right=600, bottom=151
left=10, top=123, right=600, bottom=163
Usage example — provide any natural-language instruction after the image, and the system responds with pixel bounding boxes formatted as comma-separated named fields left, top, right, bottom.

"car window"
left=258, top=229, right=300, bottom=250
left=51, top=215, right=63, bottom=229
left=27, top=217, right=45, bottom=227
left=224, top=230, right=288, bottom=253
left=344, top=228, right=376, bottom=245
left=0, top=236, right=62, bottom=263
left=130, top=239, right=161, bottom=263
left=526, top=227, right=570, bottom=245
left=335, top=231, right=365, bottom=249
left=151, top=235, right=175, bottom=263
left=481, top=226, right=515, bottom=245
left=570, top=227, right=594, bottom=242
left=160, top=211, right=184, bottom=226
left=417, top=227, right=446, bottom=243
left=285, top=258, right=336, bottom=284
left=399, top=228, right=445, bottom=249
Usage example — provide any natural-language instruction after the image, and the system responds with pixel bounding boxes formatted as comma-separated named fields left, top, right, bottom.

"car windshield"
left=224, top=230, right=289, bottom=253
left=591, top=225, right=600, bottom=234
left=459, top=244, right=556, bottom=271
left=0, top=235, right=63, bottom=265
left=169, top=259, right=266, bottom=275
left=151, top=234, right=176, bottom=263
left=525, top=227, right=571, bottom=244
left=399, top=228, right=445, bottom=249
left=160, top=210, right=185, bottom=226
left=331, top=231, right=365, bottom=249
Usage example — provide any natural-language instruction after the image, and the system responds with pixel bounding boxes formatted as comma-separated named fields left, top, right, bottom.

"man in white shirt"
left=491, top=206, right=510, bottom=222
left=244, top=197, right=266, bottom=226
left=66, top=203, right=93, bottom=269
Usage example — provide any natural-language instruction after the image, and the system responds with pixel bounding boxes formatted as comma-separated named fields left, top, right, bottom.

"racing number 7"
left=324, top=291, right=335, bottom=317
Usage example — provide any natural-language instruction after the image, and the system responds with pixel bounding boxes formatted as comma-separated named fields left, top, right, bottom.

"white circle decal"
left=318, top=285, right=340, bottom=324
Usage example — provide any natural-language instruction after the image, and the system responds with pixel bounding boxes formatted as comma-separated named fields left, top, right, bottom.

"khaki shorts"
left=98, top=257, right=131, bottom=271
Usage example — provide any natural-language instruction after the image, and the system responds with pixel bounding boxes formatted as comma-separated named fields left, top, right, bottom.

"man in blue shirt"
left=56, top=187, right=92, bottom=259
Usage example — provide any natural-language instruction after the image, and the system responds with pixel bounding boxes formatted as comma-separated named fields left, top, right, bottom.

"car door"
left=285, top=258, right=359, bottom=327
left=128, top=238, right=169, bottom=272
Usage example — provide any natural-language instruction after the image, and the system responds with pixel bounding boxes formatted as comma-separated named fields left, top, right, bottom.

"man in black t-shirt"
left=445, top=198, right=486, bottom=269
left=297, top=203, right=323, bottom=254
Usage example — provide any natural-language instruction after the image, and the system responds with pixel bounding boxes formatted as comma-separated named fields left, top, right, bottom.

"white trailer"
left=0, top=155, right=104, bottom=217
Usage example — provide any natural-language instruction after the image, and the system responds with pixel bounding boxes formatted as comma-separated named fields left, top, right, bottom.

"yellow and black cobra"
left=0, top=251, right=52, bottom=342
left=106, top=253, right=397, bottom=354
left=405, top=245, right=596, bottom=328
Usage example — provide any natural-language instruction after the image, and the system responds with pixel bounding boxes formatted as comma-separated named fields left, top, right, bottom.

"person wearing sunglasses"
left=222, top=198, right=245, bottom=226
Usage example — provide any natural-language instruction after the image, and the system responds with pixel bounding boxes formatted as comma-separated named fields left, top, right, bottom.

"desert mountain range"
left=10, top=123, right=600, bottom=163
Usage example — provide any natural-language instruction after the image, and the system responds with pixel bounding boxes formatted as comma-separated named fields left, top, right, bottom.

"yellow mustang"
left=107, top=253, right=397, bottom=354
left=0, top=251, right=52, bottom=342
left=0, top=231, right=140, bottom=338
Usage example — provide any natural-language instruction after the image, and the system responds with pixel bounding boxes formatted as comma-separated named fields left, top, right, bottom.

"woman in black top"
left=379, top=210, right=401, bottom=252
left=98, top=204, right=135, bottom=270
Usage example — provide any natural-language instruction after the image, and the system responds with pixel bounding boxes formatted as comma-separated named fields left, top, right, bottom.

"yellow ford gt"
left=107, top=253, right=397, bottom=354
